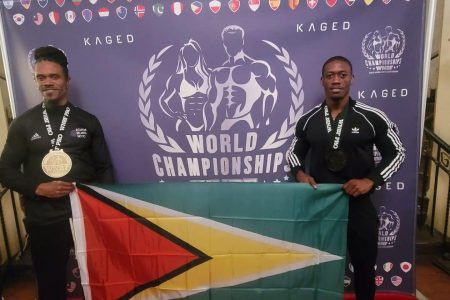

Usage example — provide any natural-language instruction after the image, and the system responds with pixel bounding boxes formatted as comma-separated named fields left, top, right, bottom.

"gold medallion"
left=41, top=149, right=72, bottom=178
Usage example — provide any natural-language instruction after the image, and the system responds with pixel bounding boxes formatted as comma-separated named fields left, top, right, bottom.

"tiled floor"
left=414, top=225, right=450, bottom=299
left=1, top=269, right=35, bottom=300
left=415, top=254, right=450, bottom=300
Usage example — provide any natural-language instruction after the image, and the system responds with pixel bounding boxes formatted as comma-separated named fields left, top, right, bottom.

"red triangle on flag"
left=75, top=185, right=211, bottom=300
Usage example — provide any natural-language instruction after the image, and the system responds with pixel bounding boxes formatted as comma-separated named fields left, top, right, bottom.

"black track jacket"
left=0, top=102, right=114, bottom=225
left=287, top=98, right=405, bottom=187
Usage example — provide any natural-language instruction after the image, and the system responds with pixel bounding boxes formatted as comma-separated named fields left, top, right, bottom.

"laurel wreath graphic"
left=391, top=211, right=401, bottom=235
left=139, top=41, right=304, bottom=153
left=261, top=40, right=304, bottom=150
left=138, top=45, right=185, bottom=153
left=385, top=210, right=401, bottom=237
left=361, top=34, right=373, bottom=60
left=395, top=29, right=406, bottom=58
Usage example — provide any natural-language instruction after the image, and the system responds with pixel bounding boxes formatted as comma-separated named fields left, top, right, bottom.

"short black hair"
left=33, top=46, right=69, bottom=78
left=321, top=56, right=353, bottom=76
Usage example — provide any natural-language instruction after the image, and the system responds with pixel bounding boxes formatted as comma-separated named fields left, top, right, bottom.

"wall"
left=428, top=0, right=444, bottom=91
left=426, top=0, right=450, bottom=236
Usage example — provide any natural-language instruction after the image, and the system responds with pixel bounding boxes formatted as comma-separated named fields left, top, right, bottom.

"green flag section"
left=70, top=183, right=348, bottom=300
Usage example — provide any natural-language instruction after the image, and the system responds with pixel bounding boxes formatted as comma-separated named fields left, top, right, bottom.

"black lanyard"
left=324, top=103, right=348, bottom=151
left=42, top=103, right=71, bottom=150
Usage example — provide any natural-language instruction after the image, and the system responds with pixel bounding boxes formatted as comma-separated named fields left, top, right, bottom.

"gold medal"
left=41, top=149, right=72, bottom=178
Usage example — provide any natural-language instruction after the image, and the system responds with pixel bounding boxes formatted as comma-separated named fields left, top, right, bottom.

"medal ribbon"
left=42, top=103, right=71, bottom=150
left=324, top=103, right=348, bottom=150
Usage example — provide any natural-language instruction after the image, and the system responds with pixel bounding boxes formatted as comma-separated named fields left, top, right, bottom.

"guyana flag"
left=70, top=183, right=348, bottom=300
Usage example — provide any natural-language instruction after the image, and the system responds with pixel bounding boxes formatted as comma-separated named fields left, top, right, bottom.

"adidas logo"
left=30, top=133, right=42, bottom=141
left=351, top=127, right=360, bottom=134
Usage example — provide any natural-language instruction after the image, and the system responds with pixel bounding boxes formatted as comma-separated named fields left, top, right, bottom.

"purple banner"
left=1, top=0, right=425, bottom=296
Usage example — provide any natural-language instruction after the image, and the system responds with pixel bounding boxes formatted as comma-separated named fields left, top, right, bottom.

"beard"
left=43, top=98, right=61, bottom=109
left=41, top=89, right=67, bottom=109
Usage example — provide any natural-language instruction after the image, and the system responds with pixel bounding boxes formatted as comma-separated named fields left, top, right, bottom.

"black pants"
left=347, top=197, right=379, bottom=300
left=27, top=219, right=73, bottom=300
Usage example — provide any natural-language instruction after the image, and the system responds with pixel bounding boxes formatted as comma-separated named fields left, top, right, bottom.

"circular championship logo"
left=361, top=26, right=406, bottom=74
left=378, top=206, right=400, bottom=249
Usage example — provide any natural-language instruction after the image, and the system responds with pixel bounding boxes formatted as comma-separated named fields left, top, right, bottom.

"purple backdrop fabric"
left=1, top=0, right=425, bottom=296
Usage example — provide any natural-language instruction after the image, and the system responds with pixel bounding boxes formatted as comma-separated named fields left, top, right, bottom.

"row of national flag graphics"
left=70, top=183, right=348, bottom=299
left=12, top=6, right=146, bottom=25
left=3, top=0, right=403, bottom=11
left=7, top=0, right=411, bottom=26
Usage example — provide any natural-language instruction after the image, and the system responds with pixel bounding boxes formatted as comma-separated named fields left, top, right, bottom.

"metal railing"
left=419, top=127, right=450, bottom=272
left=0, top=187, right=25, bottom=264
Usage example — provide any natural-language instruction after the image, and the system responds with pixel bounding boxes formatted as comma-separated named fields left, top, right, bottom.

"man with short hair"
left=287, top=56, right=405, bottom=299
left=0, top=46, right=114, bottom=299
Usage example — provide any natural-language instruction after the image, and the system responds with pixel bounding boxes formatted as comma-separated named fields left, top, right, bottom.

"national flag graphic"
left=307, top=0, right=318, bottom=9
left=49, top=11, right=59, bottom=24
left=67, top=281, right=76, bottom=293
left=209, top=0, right=221, bottom=13
left=72, top=0, right=82, bottom=6
left=20, top=0, right=30, bottom=9
left=383, top=262, right=393, bottom=272
left=116, top=6, right=127, bottom=19
left=134, top=4, right=145, bottom=18
left=326, top=0, right=337, bottom=7
left=88, top=0, right=97, bottom=5
left=33, top=12, right=43, bottom=25
left=70, top=183, right=348, bottom=300
left=82, top=9, right=93, bottom=22
left=269, top=0, right=280, bottom=10
left=400, top=262, right=411, bottom=273
left=152, top=3, right=164, bottom=16
left=98, top=7, right=109, bottom=17
left=364, top=0, right=374, bottom=5
left=171, top=2, right=183, bottom=15
left=55, top=0, right=65, bottom=7
left=391, top=275, right=402, bottom=287
left=288, top=0, right=299, bottom=10
left=375, top=276, right=384, bottom=286
left=345, top=0, right=355, bottom=6
left=190, top=1, right=202, bottom=15
left=13, top=14, right=25, bottom=25
left=72, top=267, right=80, bottom=278
left=248, top=0, right=260, bottom=12
left=65, top=10, right=76, bottom=23
left=228, top=0, right=240, bottom=13
left=344, top=276, right=351, bottom=287
left=3, top=0, right=14, bottom=9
